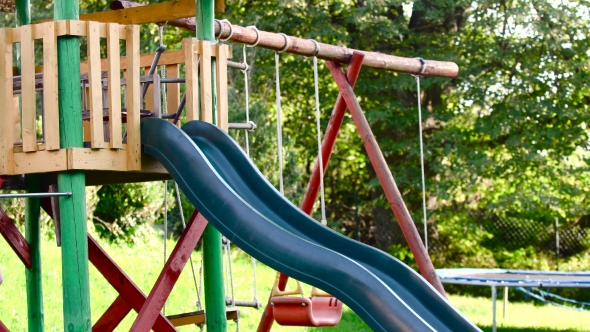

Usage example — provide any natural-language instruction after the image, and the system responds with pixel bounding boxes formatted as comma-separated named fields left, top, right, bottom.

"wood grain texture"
left=183, top=38, right=198, bottom=122
left=107, top=23, right=123, bottom=149
left=80, top=49, right=186, bottom=73
left=87, top=21, right=106, bottom=149
left=67, top=148, right=127, bottom=171
left=215, top=44, right=228, bottom=132
left=125, top=25, right=141, bottom=170
left=199, top=41, right=212, bottom=123
left=13, top=150, right=67, bottom=173
left=79, top=0, right=196, bottom=25
left=0, top=205, right=31, bottom=268
left=42, top=22, right=60, bottom=151
left=0, top=28, right=15, bottom=174
left=20, top=25, right=37, bottom=152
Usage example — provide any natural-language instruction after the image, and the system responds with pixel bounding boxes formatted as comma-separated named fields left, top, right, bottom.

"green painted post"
left=196, top=1, right=227, bottom=331
left=54, top=0, right=91, bottom=331
left=16, top=1, right=45, bottom=330
left=25, top=176, right=43, bottom=331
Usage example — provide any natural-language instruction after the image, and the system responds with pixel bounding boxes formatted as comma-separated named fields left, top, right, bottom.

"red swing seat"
left=269, top=273, right=343, bottom=327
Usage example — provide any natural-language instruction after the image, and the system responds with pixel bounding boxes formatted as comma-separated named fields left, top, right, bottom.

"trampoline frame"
left=437, top=268, right=590, bottom=332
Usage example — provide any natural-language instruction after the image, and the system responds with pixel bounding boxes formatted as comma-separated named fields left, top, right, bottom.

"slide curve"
left=141, top=118, right=480, bottom=332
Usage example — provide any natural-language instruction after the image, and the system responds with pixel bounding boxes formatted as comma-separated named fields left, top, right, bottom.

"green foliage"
left=93, top=183, right=161, bottom=243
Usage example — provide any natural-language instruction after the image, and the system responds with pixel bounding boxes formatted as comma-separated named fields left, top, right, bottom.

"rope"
left=224, top=238, right=236, bottom=307
left=275, top=47, right=285, bottom=194
left=243, top=45, right=251, bottom=157
left=173, top=182, right=202, bottom=311
left=309, top=39, right=327, bottom=226
left=413, top=57, right=428, bottom=252
left=515, top=287, right=590, bottom=312
left=162, top=180, right=168, bottom=316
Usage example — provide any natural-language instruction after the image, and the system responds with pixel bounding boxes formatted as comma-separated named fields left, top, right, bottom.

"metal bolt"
left=301, top=303, right=306, bottom=307
left=270, top=302, right=274, bottom=306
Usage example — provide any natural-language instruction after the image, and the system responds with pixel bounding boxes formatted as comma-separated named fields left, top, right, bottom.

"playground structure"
left=0, top=0, right=482, bottom=331
left=437, top=269, right=590, bottom=332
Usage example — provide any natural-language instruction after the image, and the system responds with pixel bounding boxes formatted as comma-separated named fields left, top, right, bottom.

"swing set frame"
left=0, top=0, right=459, bottom=331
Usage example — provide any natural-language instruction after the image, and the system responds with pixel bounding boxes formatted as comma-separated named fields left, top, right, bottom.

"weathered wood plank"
left=13, top=150, right=68, bottom=173
left=183, top=38, right=198, bottom=122
left=125, top=25, right=141, bottom=170
left=67, top=148, right=127, bottom=171
left=199, top=40, right=212, bottom=123
left=216, top=44, right=228, bottom=131
left=0, top=28, right=15, bottom=174
left=42, top=22, right=60, bottom=151
left=107, top=23, right=123, bottom=149
left=21, top=25, right=37, bottom=152
left=87, top=21, right=106, bottom=149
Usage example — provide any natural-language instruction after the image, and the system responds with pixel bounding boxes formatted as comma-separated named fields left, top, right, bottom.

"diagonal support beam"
left=326, top=57, right=447, bottom=297
left=0, top=205, right=31, bottom=268
left=0, top=320, right=8, bottom=332
left=93, top=295, right=132, bottom=331
left=257, top=53, right=365, bottom=332
left=130, top=210, right=208, bottom=331
left=87, top=235, right=176, bottom=332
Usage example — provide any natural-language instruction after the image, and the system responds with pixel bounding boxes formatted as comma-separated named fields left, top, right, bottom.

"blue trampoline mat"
left=437, top=268, right=590, bottom=288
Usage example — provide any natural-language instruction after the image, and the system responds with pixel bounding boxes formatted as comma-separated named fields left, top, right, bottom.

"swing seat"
left=270, top=296, right=342, bottom=326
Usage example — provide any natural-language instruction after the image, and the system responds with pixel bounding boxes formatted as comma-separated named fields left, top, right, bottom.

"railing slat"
left=0, top=28, right=14, bottom=174
left=107, top=23, right=122, bottom=149
left=87, top=21, right=105, bottom=149
left=215, top=44, right=228, bottom=132
left=21, top=25, right=37, bottom=152
left=183, top=38, right=198, bottom=122
left=126, top=25, right=141, bottom=170
left=42, top=22, right=60, bottom=151
left=166, top=64, right=180, bottom=124
left=198, top=41, right=212, bottom=124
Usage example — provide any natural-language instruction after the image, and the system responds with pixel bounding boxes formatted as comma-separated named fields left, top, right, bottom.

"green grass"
left=1, top=231, right=589, bottom=331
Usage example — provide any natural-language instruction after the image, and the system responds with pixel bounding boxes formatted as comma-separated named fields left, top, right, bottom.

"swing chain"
left=413, top=57, right=428, bottom=252
left=309, top=39, right=327, bottom=226
left=275, top=42, right=285, bottom=195
left=162, top=180, right=168, bottom=316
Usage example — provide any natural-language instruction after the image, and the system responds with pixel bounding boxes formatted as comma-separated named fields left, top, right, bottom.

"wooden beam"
left=79, top=0, right=195, bottom=25
left=0, top=205, right=32, bottom=268
left=0, top=28, right=15, bottom=175
left=130, top=211, right=208, bottom=331
left=87, top=235, right=176, bottom=331
left=93, top=295, right=132, bottom=331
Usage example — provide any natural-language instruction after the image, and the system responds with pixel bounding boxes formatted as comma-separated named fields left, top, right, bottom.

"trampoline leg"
left=503, top=287, right=508, bottom=320
left=492, top=286, right=497, bottom=332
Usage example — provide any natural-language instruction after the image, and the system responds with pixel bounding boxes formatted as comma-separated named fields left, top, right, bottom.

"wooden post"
left=196, top=1, right=227, bottom=331
left=183, top=38, right=199, bottom=122
left=326, top=58, right=447, bottom=297
left=16, top=1, right=46, bottom=330
left=25, top=174, right=44, bottom=331
left=55, top=1, right=92, bottom=331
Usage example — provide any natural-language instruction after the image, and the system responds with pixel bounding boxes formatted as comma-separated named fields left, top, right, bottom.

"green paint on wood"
left=25, top=174, right=44, bottom=332
left=55, top=0, right=90, bottom=330
left=197, top=1, right=226, bottom=331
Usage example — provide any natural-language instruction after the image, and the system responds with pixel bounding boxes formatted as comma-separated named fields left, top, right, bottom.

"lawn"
left=0, top=231, right=588, bottom=331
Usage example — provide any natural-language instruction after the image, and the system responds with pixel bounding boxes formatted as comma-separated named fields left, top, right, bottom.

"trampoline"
left=437, top=268, right=590, bottom=331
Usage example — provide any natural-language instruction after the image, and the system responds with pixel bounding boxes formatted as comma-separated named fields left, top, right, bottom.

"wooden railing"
left=0, top=20, right=229, bottom=177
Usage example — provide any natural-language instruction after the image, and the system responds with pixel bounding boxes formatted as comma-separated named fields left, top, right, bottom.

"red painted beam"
left=257, top=54, right=366, bottom=332
left=93, top=295, right=132, bottom=331
left=326, top=57, right=446, bottom=296
left=0, top=205, right=31, bottom=268
left=87, top=235, right=176, bottom=332
left=130, top=210, right=207, bottom=331
left=0, top=320, right=9, bottom=332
